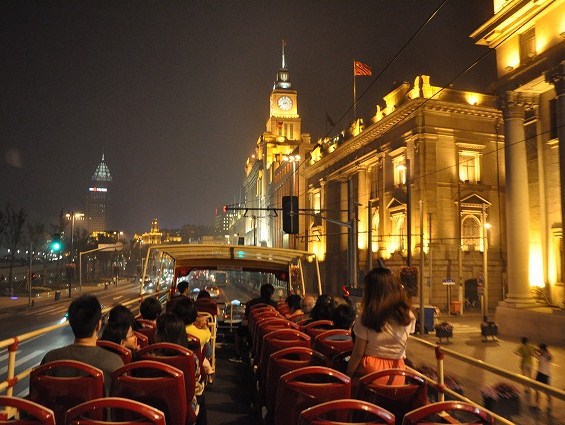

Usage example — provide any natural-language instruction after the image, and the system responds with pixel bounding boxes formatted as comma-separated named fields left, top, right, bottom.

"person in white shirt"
left=346, top=266, right=415, bottom=385
left=534, top=343, right=553, bottom=411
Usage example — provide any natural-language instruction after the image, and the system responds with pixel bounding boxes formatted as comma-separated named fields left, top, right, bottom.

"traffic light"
left=51, top=233, right=62, bottom=252
left=282, top=195, right=299, bottom=234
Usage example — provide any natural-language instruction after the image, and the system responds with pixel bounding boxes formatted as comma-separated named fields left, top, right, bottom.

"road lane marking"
left=0, top=349, right=44, bottom=375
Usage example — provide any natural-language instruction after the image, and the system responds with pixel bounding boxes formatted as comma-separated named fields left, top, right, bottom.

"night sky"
left=1, top=1, right=496, bottom=238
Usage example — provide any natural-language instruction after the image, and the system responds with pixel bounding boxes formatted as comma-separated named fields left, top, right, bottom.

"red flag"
left=354, top=60, right=372, bottom=76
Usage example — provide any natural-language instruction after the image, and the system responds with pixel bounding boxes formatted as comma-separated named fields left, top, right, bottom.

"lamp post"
left=65, top=211, right=84, bottom=298
left=482, top=205, right=491, bottom=318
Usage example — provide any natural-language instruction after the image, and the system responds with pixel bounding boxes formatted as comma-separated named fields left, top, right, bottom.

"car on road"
left=206, top=285, right=220, bottom=298
left=220, top=300, right=245, bottom=325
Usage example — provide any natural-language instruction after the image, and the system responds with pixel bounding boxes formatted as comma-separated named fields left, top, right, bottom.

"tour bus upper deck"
left=140, top=244, right=322, bottom=302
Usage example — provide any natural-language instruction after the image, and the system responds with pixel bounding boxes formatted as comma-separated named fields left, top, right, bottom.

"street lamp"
left=482, top=203, right=490, bottom=318
left=65, top=212, right=84, bottom=262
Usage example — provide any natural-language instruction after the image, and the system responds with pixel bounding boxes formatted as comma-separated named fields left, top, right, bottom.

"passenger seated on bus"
left=100, top=305, right=140, bottom=354
left=195, top=290, right=218, bottom=317
left=332, top=302, right=356, bottom=331
left=284, top=294, right=303, bottom=320
left=172, top=297, right=214, bottom=374
left=230, top=283, right=278, bottom=363
left=290, top=294, right=316, bottom=323
left=166, top=280, right=190, bottom=313
left=302, top=294, right=336, bottom=325
left=41, top=295, right=124, bottom=394
left=155, top=313, right=201, bottom=419
left=138, top=297, right=163, bottom=325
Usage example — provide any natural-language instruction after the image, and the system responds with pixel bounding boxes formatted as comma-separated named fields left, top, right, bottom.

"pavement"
left=407, top=310, right=565, bottom=424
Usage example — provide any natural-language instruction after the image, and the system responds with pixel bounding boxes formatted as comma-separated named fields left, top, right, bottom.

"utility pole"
left=406, top=158, right=412, bottom=266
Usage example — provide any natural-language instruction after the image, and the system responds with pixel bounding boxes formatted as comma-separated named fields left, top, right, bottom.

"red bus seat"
left=28, top=360, right=104, bottom=425
left=135, top=319, right=157, bottom=345
left=301, top=320, right=334, bottom=339
left=65, top=397, right=166, bottom=425
left=136, top=342, right=198, bottom=424
left=274, top=366, right=351, bottom=425
left=329, top=350, right=352, bottom=374
left=96, top=340, right=133, bottom=364
left=402, top=401, right=495, bottom=425
left=356, top=369, right=427, bottom=425
left=254, top=318, right=299, bottom=366
left=133, top=331, right=149, bottom=349
left=313, top=329, right=353, bottom=359
left=264, top=347, right=328, bottom=422
left=0, top=396, right=55, bottom=425
left=110, top=360, right=187, bottom=425
left=298, top=398, right=395, bottom=425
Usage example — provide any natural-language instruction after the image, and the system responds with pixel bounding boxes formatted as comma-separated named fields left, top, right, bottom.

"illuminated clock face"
left=277, top=96, right=293, bottom=111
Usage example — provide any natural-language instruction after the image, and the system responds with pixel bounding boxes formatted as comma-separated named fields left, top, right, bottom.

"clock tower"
left=267, top=40, right=300, bottom=140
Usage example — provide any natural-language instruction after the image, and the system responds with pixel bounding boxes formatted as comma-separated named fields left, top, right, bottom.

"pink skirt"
left=356, top=355, right=406, bottom=385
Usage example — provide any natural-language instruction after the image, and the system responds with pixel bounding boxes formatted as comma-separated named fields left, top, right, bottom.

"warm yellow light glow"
left=484, top=223, right=491, bottom=230
left=529, top=245, right=544, bottom=287
left=465, top=93, right=480, bottom=106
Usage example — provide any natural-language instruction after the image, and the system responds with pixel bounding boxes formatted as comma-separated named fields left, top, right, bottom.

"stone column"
left=545, top=60, right=565, bottom=306
left=501, top=92, right=536, bottom=306
left=357, top=166, right=369, bottom=273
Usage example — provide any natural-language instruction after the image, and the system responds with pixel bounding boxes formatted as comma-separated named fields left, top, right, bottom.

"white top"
left=536, top=350, right=552, bottom=376
left=353, top=311, right=415, bottom=360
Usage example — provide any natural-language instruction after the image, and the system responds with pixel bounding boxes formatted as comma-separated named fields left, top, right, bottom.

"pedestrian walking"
left=514, top=336, right=535, bottom=391
left=534, top=343, right=553, bottom=412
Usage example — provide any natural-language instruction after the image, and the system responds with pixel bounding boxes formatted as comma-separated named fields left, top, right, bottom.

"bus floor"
left=206, top=327, right=261, bottom=425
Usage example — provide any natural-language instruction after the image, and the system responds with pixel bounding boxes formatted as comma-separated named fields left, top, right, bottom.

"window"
left=370, top=165, right=379, bottom=199
left=461, top=215, right=481, bottom=251
left=519, top=27, right=536, bottom=64
left=390, top=213, right=405, bottom=253
left=313, top=190, right=321, bottom=213
left=459, top=151, right=481, bottom=183
left=392, top=156, right=406, bottom=186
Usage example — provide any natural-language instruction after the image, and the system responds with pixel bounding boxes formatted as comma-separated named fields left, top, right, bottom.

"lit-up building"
left=302, top=76, right=504, bottom=308
left=472, top=0, right=565, bottom=341
left=86, top=153, right=112, bottom=233
left=232, top=42, right=313, bottom=248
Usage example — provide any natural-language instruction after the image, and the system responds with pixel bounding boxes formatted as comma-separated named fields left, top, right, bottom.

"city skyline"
left=1, top=1, right=496, bottom=236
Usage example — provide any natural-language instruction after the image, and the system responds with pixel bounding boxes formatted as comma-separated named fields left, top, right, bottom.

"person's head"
left=171, top=296, right=198, bottom=325
left=539, top=343, right=548, bottom=352
left=101, top=322, right=137, bottom=350
left=155, top=313, right=190, bottom=348
left=177, top=281, right=189, bottom=295
left=332, top=303, right=356, bottom=330
left=107, top=305, right=136, bottom=327
left=521, top=337, right=529, bottom=345
left=361, top=267, right=411, bottom=331
left=197, top=290, right=211, bottom=299
left=285, top=294, right=302, bottom=312
left=483, top=316, right=488, bottom=322
left=67, top=295, right=102, bottom=339
left=310, top=294, right=335, bottom=321
left=140, top=297, right=162, bottom=321
left=301, top=294, right=316, bottom=314
left=260, top=283, right=275, bottom=300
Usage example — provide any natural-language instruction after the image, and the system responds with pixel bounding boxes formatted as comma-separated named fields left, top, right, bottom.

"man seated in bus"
left=230, top=283, right=278, bottom=363
left=41, top=294, right=124, bottom=394
left=165, top=280, right=190, bottom=313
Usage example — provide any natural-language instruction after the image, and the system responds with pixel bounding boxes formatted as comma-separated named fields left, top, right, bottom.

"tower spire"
left=274, top=39, right=291, bottom=90
left=282, top=39, right=286, bottom=69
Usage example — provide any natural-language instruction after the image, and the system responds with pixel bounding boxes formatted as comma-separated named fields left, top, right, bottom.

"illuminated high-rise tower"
left=85, top=153, right=112, bottom=233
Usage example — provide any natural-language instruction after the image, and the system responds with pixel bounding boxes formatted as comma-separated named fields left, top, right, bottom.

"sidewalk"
left=410, top=311, right=565, bottom=424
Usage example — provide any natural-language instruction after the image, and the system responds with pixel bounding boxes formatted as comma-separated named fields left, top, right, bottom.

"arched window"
left=462, top=215, right=481, bottom=251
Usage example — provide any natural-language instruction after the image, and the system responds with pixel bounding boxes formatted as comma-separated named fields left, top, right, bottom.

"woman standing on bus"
left=346, top=266, right=414, bottom=385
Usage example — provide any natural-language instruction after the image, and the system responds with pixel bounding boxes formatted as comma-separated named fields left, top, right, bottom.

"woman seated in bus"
left=346, top=267, right=415, bottom=385
left=302, top=293, right=336, bottom=325
left=195, top=290, right=219, bottom=317
left=172, top=297, right=214, bottom=375
left=284, top=294, right=303, bottom=320
left=100, top=304, right=139, bottom=354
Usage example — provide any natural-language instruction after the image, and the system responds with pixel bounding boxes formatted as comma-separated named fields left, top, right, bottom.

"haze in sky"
left=1, top=1, right=496, bottom=237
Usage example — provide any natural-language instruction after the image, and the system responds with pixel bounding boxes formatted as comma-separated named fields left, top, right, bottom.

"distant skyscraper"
left=86, top=153, right=112, bottom=233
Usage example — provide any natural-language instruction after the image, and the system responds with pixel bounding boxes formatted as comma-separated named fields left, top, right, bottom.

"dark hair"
left=177, top=281, right=189, bottom=295
left=197, top=290, right=210, bottom=299
left=140, top=297, right=162, bottom=320
left=332, top=303, right=356, bottom=330
left=310, top=294, right=335, bottom=321
left=107, top=305, right=136, bottom=329
left=171, top=296, right=198, bottom=325
left=260, top=283, right=275, bottom=299
left=285, top=294, right=302, bottom=312
left=155, top=313, right=190, bottom=349
left=361, top=267, right=412, bottom=332
left=101, top=322, right=129, bottom=345
left=521, top=337, right=529, bottom=344
left=67, top=295, right=102, bottom=339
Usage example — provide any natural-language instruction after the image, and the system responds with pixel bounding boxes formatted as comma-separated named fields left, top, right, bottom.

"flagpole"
left=353, top=59, right=357, bottom=121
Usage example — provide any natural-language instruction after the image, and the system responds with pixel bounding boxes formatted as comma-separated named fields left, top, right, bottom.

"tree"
left=3, top=204, right=27, bottom=294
